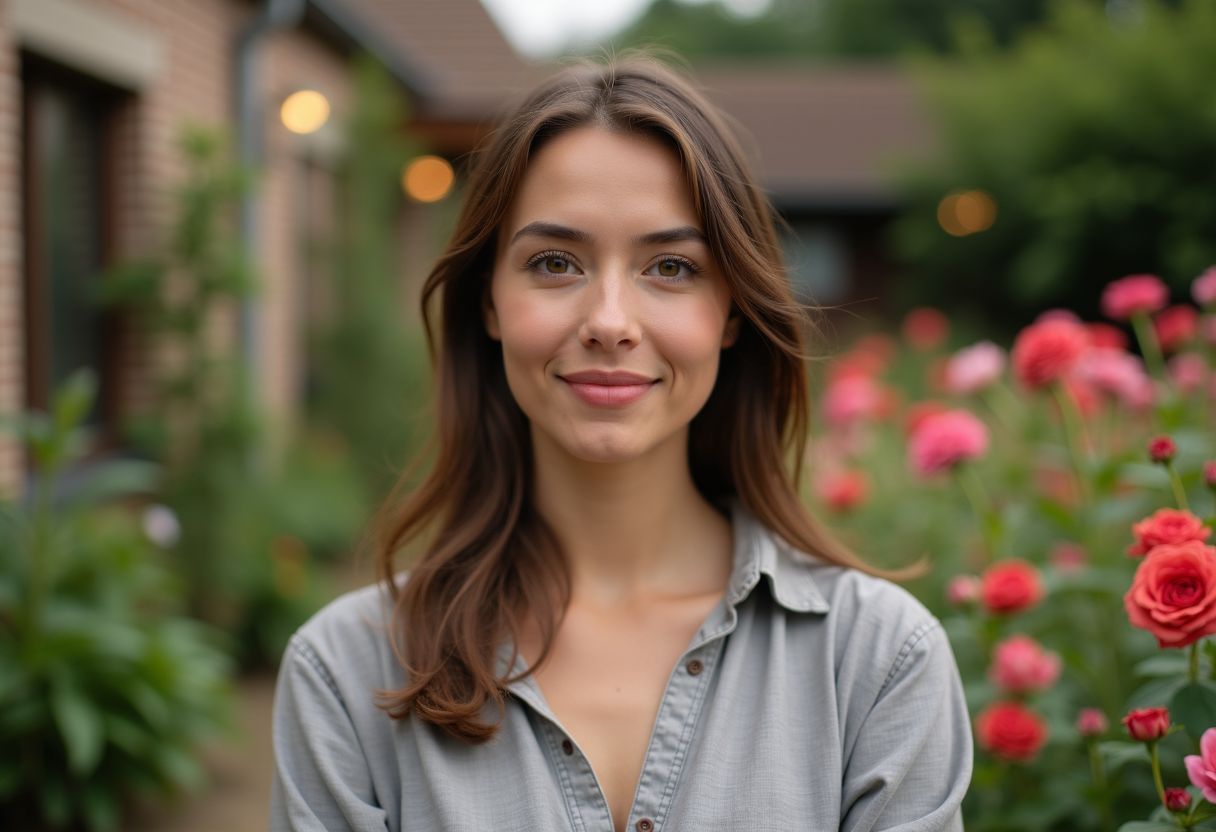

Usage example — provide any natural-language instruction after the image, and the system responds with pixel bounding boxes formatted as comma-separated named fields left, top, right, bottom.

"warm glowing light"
left=403, top=155, right=455, bottom=203
left=937, top=189, right=997, bottom=237
left=280, top=90, right=330, bottom=135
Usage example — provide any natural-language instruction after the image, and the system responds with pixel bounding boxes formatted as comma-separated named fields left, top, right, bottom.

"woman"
left=270, top=54, right=972, bottom=832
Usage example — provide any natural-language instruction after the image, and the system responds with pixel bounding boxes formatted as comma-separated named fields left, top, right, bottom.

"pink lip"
left=559, top=370, right=658, bottom=407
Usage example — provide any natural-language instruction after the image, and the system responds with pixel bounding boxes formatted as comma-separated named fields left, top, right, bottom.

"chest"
left=523, top=596, right=721, bottom=831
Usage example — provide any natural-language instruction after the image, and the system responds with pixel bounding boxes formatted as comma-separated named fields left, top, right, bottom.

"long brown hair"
left=373, top=52, right=919, bottom=742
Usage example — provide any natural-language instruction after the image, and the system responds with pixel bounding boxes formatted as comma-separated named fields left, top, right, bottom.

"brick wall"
left=0, top=0, right=365, bottom=493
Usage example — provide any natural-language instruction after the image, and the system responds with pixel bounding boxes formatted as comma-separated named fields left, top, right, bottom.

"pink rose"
left=824, top=375, right=884, bottom=429
left=1148, top=435, right=1177, bottom=464
left=1193, top=266, right=1216, bottom=307
left=814, top=469, right=869, bottom=513
left=1123, top=706, right=1171, bottom=742
left=1124, top=540, right=1216, bottom=648
left=946, top=575, right=981, bottom=607
left=1165, top=787, right=1192, bottom=813
left=1073, top=347, right=1154, bottom=409
left=1168, top=353, right=1208, bottom=396
left=1101, top=273, right=1170, bottom=320
left=981, top=560, right=1045, bottom=615
left=1011, top=319, right=1089, bottom=389
left=989, top=634, right=1062, bottom=694
left=907, top=408, right=989, bottom=476
left=1086, top=322, right=1129, bottom=350
left=1185, top=727, right=1216, bottom=802
left=1076, top=708, right=1108, bottom=738
left=1050, top=542, right=1087, bottom=574
left=1127, top=508, right=1212, bottom=556
left=1154, top=305, right=1199, bottom=353
left=945, top=340, right=1006, bottom=395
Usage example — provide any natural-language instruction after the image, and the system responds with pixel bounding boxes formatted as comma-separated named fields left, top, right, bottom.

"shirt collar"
left=724, top=499, right=831, bottom=615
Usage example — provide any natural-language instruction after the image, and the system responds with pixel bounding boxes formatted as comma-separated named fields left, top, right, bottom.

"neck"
left=530, top=427, right=733, bottom=607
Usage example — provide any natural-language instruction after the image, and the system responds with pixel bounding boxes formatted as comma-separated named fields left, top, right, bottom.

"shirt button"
left=685, top=659, right=704, bottom=676
left=561, top=738, right=574, bottom=755
left=635, top=819, right=655, bottom=832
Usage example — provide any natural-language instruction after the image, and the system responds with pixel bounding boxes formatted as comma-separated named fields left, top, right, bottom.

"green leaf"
left=1097, top=740, right=1150, bottom=773
left=1117, top=823, right=1184, bottom=832
left=1135, top=653, right=1190, bottom=678
left=1170, top=681, right=1216, bottom=741
left=50, top=676, right=105, bottom=776
left=52, top=369, right=98, bottom=436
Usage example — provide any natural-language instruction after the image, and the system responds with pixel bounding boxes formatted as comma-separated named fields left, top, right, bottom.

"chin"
left=560, top=428, right=652, bottom=464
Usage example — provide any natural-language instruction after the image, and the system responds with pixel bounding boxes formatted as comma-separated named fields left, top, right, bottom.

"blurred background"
left=1, top=0, right=1214, bottom=829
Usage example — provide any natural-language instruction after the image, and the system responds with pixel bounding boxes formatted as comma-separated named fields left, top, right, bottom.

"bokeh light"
left=403, top=155, right=455, bottom=203
left=937, top=189, right=998, bottom=237
left=279, top=90, right=330, bottom=135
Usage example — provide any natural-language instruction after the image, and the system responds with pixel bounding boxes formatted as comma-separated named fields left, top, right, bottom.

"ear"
left=721, top=313, right=741, bottom=349
left=483, top=286, right=501, bottom=341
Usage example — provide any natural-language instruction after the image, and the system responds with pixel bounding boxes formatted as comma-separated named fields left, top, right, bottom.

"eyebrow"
left=508, top=221, right=707, bottom=248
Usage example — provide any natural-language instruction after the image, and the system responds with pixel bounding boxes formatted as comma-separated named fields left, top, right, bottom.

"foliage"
left=0, top=370, right=234, bottom=832
left=306, top=54, right=432, bottom=498
left=97, top=126, right=339, bottom=667
left=889, top=0, right=1216, bottom=326
left=810, top=277, right=1216, bottom=828
left=602, top=0, right=1067, bottom=61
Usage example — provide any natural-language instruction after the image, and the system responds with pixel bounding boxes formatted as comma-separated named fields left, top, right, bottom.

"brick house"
left=0, top=0, right=931, bottom=497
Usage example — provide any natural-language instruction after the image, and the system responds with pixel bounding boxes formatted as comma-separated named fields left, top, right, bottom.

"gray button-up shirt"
left=270, top=504, right=972, bottom=831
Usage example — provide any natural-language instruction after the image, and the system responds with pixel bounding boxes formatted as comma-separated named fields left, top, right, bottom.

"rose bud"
left=1123, top=706, right=1171, bottom=742
left=946, top=575, right=981, bottom=607
left=1149, top=435, right=1177, bottom=464
left=1205, top=460, right=1216, bottom=491
left=1076, top=708, right=1108, bottom=738
left=1165, top=787, right=1192, bottom=813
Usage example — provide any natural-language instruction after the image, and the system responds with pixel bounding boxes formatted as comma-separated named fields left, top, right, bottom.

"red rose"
left=981, top=559, right=1045, bottom=615
left=1149, top=435, right=1178, bottom=464
left=1124, top=541, right=1216, bottom=648
left=1011, top=319, right=1089, bottom=389
left=1101, top=274, right=1170, bottom=320
left=815, top=469, right=869, bottom=513
left=902, top=306, right=949, bottom=350
left=1086, top=322, right=1129, bottom=351
left=976, top=702, right=1048, bottom=762
left=1127, top=508, right=1212, bottom=556
left=1122, top=706, right=1171, bottom=742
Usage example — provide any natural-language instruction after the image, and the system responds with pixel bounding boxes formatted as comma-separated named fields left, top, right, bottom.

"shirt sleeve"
left=269, top=634, right=391, bottom=832
left=839, top=619, right=973, bottom=832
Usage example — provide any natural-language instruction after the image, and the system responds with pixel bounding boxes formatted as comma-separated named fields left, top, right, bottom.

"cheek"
left=493, top=289, right=569, bottom=373
left=649, top=298, right=731, bottom=373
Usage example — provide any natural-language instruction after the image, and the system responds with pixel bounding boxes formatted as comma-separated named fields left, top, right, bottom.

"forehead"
left=501, top=126, right=699, bottom=240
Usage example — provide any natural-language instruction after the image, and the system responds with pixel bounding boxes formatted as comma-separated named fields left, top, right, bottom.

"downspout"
left=234, top=0, right=305, bottom=395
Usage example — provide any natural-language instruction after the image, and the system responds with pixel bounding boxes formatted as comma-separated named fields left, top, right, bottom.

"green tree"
left=888, top=0, right=1216, bottom=325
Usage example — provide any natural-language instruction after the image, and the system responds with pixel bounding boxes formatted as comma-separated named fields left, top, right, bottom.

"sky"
left=479, top=0, right=772, bottom=59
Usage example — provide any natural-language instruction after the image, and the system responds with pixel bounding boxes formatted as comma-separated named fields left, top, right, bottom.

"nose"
left=578, top=271, right=641, bottom=351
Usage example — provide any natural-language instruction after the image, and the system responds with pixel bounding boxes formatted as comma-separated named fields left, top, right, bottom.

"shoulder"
left=280, top=572, right=409, bottom=690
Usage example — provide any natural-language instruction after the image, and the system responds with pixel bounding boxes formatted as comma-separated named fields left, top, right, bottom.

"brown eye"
left=657, top=259, right=681, bottom=278
left=544, top=256, right=570, bottom=274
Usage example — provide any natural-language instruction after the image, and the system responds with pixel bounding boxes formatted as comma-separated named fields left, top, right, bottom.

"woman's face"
left=487, top=125, right=737, bottom=465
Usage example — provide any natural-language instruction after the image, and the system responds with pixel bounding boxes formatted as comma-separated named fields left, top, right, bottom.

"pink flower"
left=1165, top=787, right=1192, bottom=813
left=1206, top=460, right=1216, bottom=490
left=989, top=634, right=1062, bottom=694
left=1127, top=508, right=1212, bottom=556
left=1125, top=540, right=1216, bottom=648
left=981, top=560, right=1045, bottom=615
left=1186, top=728, right=1216, bottom=802
left=815, top=469, right=869, bottom=513
left=976, top=702, right=1048, bottom=762
left=1011, top=319, right=1089, bottom=389
left=1087, top=322, right=1129, bottom=350
left=1073, top=347, right=1154, bottom=409
left=945, top=341, right=1006, bottom=395
left=1076, top=708, right=1108, bottom=738
left=1154, top=305, right=1199, bottom=353
left=1036, top=308, right=1081, bottom=323
left=1169, top=353, right=1208, bottom=396
left=1204, top=315, right=1216, bottom=346
left=907, top=408, right=990, bottom=476
left=946, top=575, right=981, bottom=607
left=1149, top=435, right=1177, bottom=464
left=1193, top=266, right=1216, bottom=307
left=1050, top=542, right=1087, bottom=574
left=1101, top=274, right=1170, bottom=320
left=1123, top=707, right=1171, bottom=742
left=902, top=307, right=949, bottom=350
left=824, top=375, right=884, bottom=429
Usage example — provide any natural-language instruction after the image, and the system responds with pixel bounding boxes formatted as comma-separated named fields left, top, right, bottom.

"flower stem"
left=1051, top=383, right=1093, bottom=505
left=955, top=463, right=997, bottom=563
left=1149, top=741, right=1167, bottom=809
left=1132, top=310, right=1167, bottom=381
left=1166, top=460, right=1192, bottom=513
left=1086, top=739, right=1114, bottom=832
